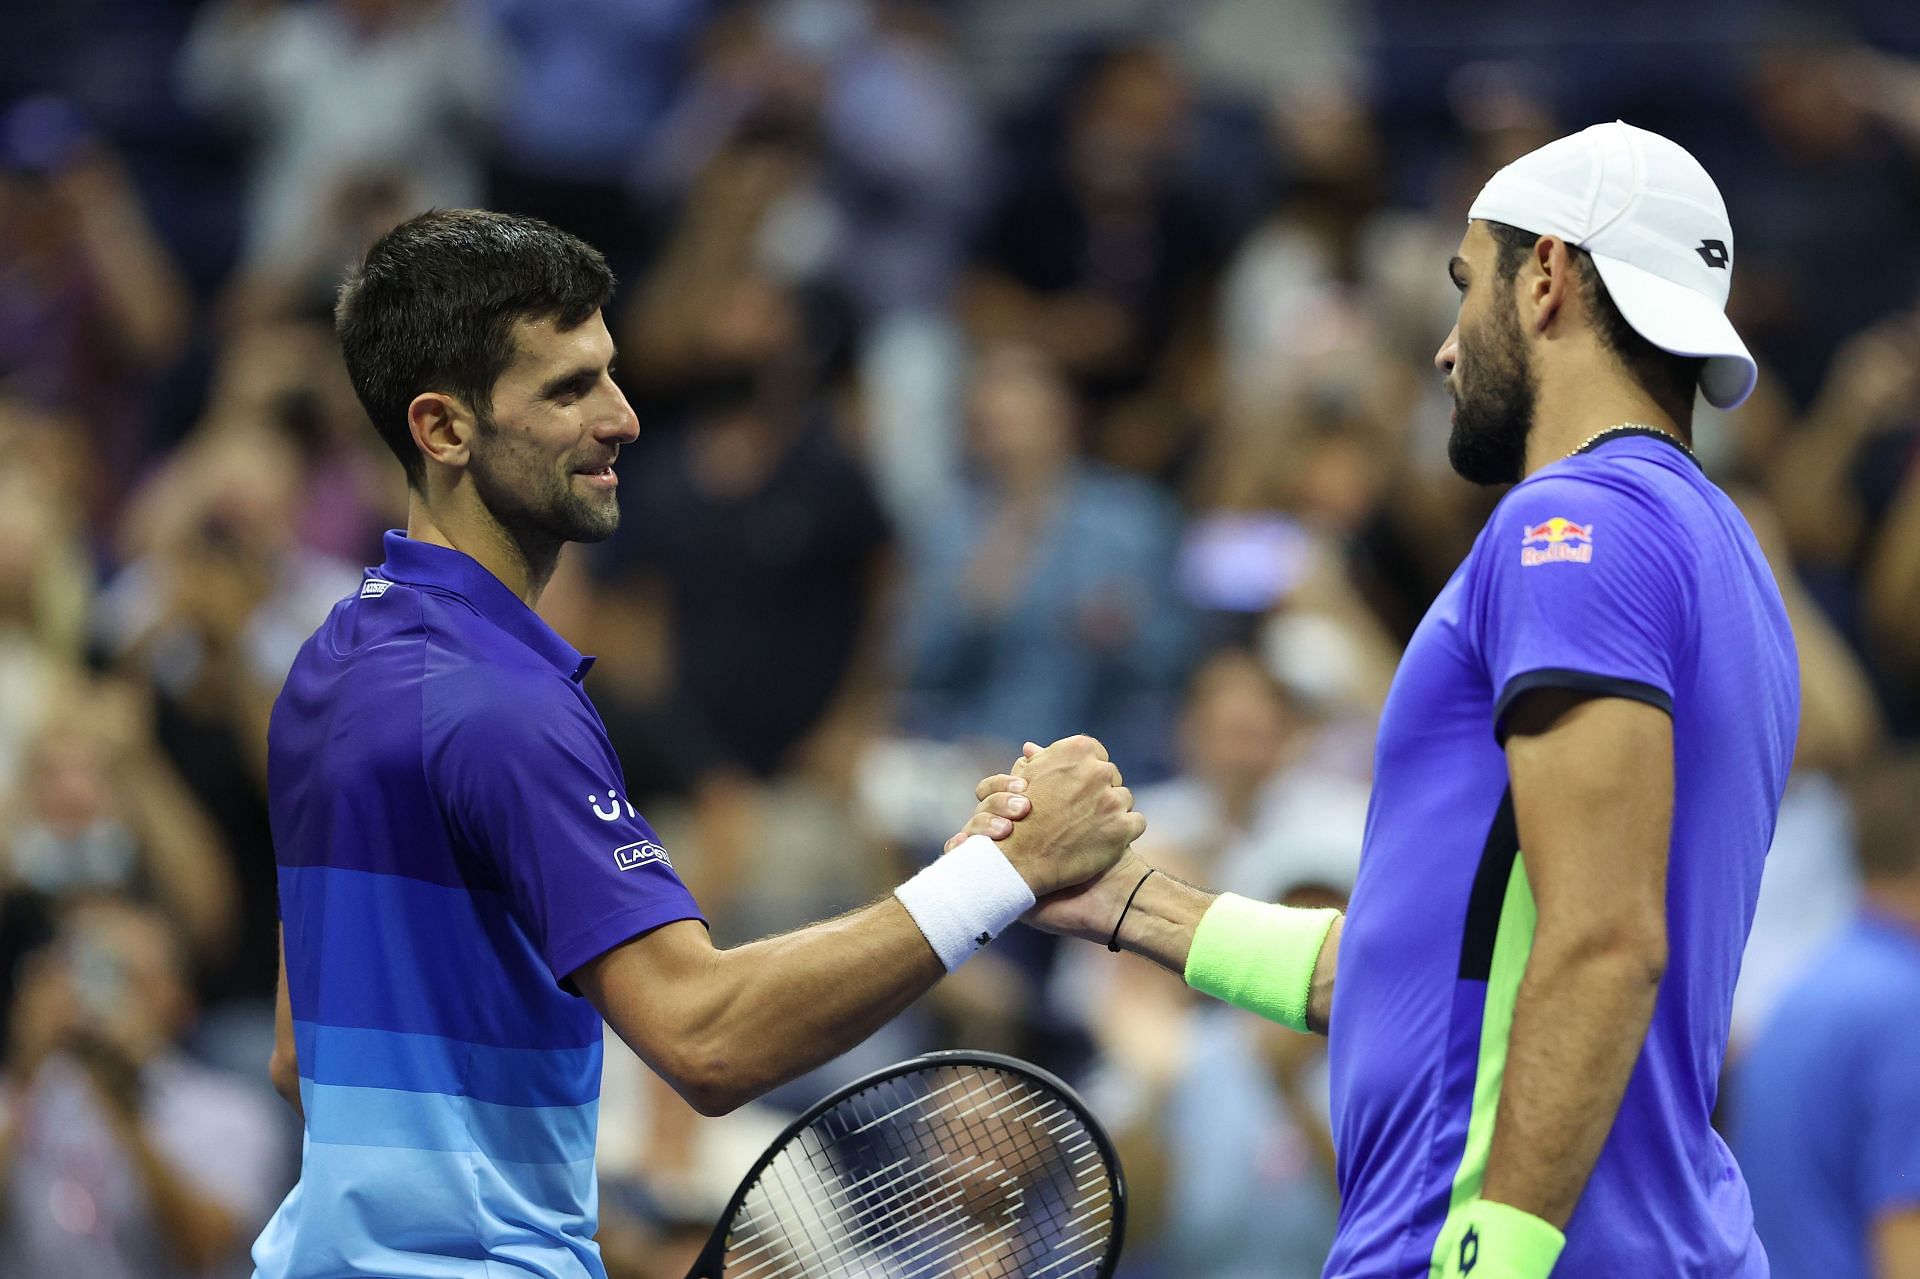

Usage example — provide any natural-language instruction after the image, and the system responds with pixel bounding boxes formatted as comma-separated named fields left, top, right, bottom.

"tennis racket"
left=683, top=1050, right=1126, bottom=1279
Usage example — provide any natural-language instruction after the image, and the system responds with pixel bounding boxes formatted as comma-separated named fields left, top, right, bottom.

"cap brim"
left=1588, top=253, right=1757, bottom=410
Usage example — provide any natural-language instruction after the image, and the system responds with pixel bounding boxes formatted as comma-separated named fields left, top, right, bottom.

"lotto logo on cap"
left=1467, top=121, right=1758, bottom=410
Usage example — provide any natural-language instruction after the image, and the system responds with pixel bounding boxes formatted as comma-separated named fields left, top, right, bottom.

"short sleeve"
left=1863, top=1013, right=1920, bottom=1215
left=428, top=671, right=704, bottom=984
left=1467, top=472, right=1695, bottom=741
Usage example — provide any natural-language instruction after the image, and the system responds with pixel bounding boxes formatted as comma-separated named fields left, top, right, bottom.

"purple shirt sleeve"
left=1467, top=470, right=1695, bottom=740
left=430, top=669, right=704, bottom=983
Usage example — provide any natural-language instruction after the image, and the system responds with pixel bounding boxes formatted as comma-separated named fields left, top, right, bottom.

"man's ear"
left=1527, top=235, right=1576, bottom=336
left=407, top=392, right=479, bottom=473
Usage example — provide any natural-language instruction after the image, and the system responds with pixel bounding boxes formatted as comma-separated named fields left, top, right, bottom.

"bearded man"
left=975, top=121, right=1799, bottom=1278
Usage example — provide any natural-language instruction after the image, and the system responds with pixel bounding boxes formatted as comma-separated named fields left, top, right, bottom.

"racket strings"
left=723, top=1066, right=1117, bottom=1278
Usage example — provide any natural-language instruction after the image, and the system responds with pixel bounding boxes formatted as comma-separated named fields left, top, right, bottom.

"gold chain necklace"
left=1570, top=422, right=1694, bottom=459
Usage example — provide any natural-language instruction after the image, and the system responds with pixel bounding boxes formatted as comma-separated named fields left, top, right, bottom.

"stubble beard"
left=468, top=423, right=622, bottom=555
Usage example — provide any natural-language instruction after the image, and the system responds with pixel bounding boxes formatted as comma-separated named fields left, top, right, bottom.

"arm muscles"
left=1480, top=691, right=1672, bottom=1227
left=573, top=902, right=944, bottom=1117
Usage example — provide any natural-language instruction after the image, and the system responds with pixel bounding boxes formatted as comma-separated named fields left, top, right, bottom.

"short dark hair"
left=1851, top=755, right=1920, bottom=884
left=1486, top=221, right=1704, bottom=428
left=335, top=210, right=615, bottom=488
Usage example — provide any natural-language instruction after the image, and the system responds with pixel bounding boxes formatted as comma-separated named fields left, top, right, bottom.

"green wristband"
left=1431, top=1199, right=1565, bottom=1278
left=1182, top=893, right=1339, bottom=1033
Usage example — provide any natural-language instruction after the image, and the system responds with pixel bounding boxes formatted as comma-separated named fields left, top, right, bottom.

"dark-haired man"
left=252, top=209, right=1143, bottom=1278
left=976, top=122, right=1801, bottom=1277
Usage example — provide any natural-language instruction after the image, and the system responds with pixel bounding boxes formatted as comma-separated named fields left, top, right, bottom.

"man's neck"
left=405, top=493, right=559, bottom=608
left=1520, top=373, right=1686, bottom=480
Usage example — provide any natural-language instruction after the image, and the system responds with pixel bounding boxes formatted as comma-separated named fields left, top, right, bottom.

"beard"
left=1446, top=301, right=1537, bottom=486
left=468, top=419, right=622, bottom=550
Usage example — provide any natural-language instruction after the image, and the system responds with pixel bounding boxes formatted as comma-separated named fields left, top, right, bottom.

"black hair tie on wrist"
left=1108, top=867, right=1159, bottom=953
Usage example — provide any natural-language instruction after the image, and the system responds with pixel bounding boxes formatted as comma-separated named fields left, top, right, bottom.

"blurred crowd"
left=2, top=0, right=1919, bottom=1275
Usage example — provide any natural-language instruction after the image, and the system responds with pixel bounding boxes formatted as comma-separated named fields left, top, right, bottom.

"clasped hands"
left=946, top=736, right=1153, bottom=942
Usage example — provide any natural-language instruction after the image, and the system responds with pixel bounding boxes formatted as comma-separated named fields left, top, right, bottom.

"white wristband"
left=894, top=835, right=1037, bottom=971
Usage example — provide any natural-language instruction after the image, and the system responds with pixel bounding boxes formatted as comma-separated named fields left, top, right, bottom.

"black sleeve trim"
left=1458, top=789, right=1520, bottom=981
left=1493, top=668, right=1673, bottom=743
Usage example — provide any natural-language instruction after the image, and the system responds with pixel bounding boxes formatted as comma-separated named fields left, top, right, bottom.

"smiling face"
left=464, top=310, right=639, bottom=548
left=1435, top=222, right=1538, bottom=486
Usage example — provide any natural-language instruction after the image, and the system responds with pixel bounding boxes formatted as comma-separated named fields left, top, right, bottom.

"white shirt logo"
left=588, top=789, right=638, bottom=822
left=614, top=840, right=671, bottom=871
left=359, top=579, right=392, bottom=599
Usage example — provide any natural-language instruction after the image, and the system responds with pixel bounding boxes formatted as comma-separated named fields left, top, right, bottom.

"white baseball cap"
left=1466, top=121, right=1757, bottom=409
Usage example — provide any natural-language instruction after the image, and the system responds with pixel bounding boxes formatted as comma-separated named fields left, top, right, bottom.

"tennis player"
left=251, top=209, right=1144, bottom=1279
left=973, top=122, right=1800, bottom=1277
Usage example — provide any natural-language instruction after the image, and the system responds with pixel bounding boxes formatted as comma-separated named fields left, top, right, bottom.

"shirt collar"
left=373, top=531, right=596, bottom=683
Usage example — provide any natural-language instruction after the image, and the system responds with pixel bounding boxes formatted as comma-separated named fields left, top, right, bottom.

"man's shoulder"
left=1506, top=447, right=1707, bottom=519
left=423, top=647, right=584, bottom=726
left=1476, top=448, right=1717, bottom=577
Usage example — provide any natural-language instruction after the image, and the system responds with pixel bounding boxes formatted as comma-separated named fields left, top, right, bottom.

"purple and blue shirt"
left=253, top=532, right=703, bottom=1279
left=1326, top=433, right=1799, bottom=1277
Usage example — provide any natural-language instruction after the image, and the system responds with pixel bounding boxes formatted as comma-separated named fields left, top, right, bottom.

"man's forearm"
left=702, top=900, right=945, bottom=1102
left=1478, top=932, right=1664, bottom=1227
left=1112, top=871, right=1213, bottom=974
left=586, top=901, right=946, bottom=1116
left=1112, top=875, right=1343, bottom=1036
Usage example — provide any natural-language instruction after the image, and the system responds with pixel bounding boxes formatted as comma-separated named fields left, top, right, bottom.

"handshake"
left=942, top=735, right=1156, bottom=946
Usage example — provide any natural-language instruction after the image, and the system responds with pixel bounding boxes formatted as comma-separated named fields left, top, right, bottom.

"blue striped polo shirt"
left=253, top=532, right=703, bottom=1279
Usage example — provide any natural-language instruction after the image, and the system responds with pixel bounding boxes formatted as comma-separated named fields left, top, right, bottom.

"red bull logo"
left=1519, top=516, right=1594, bottom=566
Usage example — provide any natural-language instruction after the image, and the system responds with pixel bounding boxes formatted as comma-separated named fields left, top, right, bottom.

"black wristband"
left=1107, top=867, right=1159, bottom=953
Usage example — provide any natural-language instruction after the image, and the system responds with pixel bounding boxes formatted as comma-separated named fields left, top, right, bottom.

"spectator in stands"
left=900, top=342, right=1190, bottom=771
left=964, top=44, right=1225, bottom=405
left=0, top=677, right=237, bottom=969
left=1733, top=755, right=1920, bottom=1278
left=0, top=414, right=92, bottom=790
left=1759, top=304, right=1920, bottom=729
left=638, top=2, right=979, bottom=317
left=1865, top=441, right=1920, bottom=725
left=1722, top=27, right=1920, bottom=404
left=624, top=122, right=826, bottom=399
left=485, top=0, right=708, bottom=272
left=0, top=895, right=286, bottom=1278
left=179, top=0, right=500, bottom=319
left=98, top=425, right=360, bottom=1012
left=1178, top=361, right=1412, bottom=719
left=613, top=272, right=892, bottom=784
left=1130, top=650, right=1366, bottom=899
left=0, top=97, right=191, bottom=521
left=1768, top=308, right=1920, bottom=578
left=151, top=320, right=398, bottom=565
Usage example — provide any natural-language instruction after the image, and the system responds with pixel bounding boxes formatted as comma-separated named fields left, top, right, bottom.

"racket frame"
left=683, top=1049, right=1128, bottom=1279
